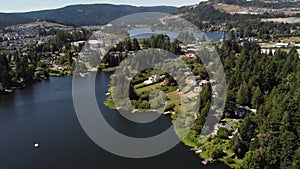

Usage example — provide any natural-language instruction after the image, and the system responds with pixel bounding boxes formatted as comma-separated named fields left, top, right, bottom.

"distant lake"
left=129, top=28, right=228, bottom=42
left=0, top=72, right=229, bottom=169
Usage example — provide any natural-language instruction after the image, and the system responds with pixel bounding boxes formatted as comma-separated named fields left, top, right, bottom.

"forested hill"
left=20, top=4, right=176, bottom=26
left=0, top=13, right=33, bottom=27
left=211, top=0, right=300, bottom=8
left=215, top=34, right=300, bottom=169
left=171, top=0, right=300, bottom=37
left=0, top=4, right=176, bottom=27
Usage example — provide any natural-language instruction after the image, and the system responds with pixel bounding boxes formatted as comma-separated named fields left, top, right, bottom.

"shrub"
left=217, top=127, right=230, bottom=139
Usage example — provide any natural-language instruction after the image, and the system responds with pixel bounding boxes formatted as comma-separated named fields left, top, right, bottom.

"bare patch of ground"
left=262, top=17, right=300, bottom=24
left=280, top=36, right=300, bottom=43
left=20, top=21, right=65, bottom=28
left=213, top=3, right=245, bottom=14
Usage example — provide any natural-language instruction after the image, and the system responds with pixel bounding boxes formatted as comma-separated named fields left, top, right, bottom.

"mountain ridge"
left=0, top=4, right=176, bottom=27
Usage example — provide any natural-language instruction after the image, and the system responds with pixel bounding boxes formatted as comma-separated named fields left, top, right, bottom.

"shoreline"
left=0, top=69, right=72, bottom=95
left=102, top=75, right=236, bottom=169
left=103, top=96, right=234, bottom=168
left=1, top=71, right=235, bottom=168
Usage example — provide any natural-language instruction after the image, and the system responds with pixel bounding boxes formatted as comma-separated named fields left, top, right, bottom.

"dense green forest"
left=187, top=34, right=300, bottom=168
left=100, top=34, right=181, bottom=69
left=102, top=31, right=300, bottom=168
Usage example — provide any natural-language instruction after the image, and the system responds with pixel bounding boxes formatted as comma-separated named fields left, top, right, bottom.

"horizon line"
left=0, top=2, right=198, bottom=13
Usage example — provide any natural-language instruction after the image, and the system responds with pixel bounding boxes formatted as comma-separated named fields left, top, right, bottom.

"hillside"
left=171, top=0, right=300, bottom=34
left=212, top=0, right=300, bottom=9
left=171, top=2, right=258, bottom=31
left=0, top=13, right=33, bottom=27
left=21, top=4, right=176, bottom=26
left=0, top=4, right=176, bottom=27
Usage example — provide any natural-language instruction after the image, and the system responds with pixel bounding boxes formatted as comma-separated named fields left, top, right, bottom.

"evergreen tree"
left=237, top=81, right=250, bottom=106
left=132, top=38, right=140, bottom=51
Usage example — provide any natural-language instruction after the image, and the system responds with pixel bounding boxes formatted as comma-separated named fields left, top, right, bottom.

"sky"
left=0, top=0, right=205, bottom=13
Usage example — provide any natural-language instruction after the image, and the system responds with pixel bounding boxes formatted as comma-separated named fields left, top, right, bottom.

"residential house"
left=213, top=123, right=233, bottom=134
left=143, top=75, right=162, bottom=85
left=180, top=53, right=197, bottom=59
left=274, top=43, right=289, bottom=48
left=199, top=80, right=209, bottom=86
left=71, top=41, right=86, bottom=47
left=186, top=76, right=200, bottom=85
left=235, top=106, right=250, bottom=118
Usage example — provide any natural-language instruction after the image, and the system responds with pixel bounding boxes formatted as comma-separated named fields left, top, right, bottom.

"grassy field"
left=135, top=83, right=162, bottom=95
left=133, top=82, right=182, bottom=112
left=104, top=99, right=116, bottom=109
left=134, top=83, right=145, bottom=89
left=279, top=36, right=300, bottom=43
left=166, top=91, right=181, bottom=112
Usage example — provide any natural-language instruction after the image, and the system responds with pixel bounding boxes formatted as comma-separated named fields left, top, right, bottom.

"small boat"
left=79, top=73, right=87, bottom=77
left=131, top=109, right=138, bottom=114
left=163, top=111, right=175, bottom=115
left=106, top=93, right=111, bottom=96
left=202, top=158, right=213, bottom=165
left=34, top=142, right=40, bottom=148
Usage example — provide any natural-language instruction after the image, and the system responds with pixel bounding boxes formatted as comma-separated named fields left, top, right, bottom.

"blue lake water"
left=0, top=72, right=230, bottom=169
left=129, top=28, right=228, bottom=42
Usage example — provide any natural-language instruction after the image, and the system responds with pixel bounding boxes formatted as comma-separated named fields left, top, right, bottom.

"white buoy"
left=34, top=142, right=40, bottom=148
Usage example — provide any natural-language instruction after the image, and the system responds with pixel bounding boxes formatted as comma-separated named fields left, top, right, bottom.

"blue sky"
left=0, top=0, right=204, bottom=12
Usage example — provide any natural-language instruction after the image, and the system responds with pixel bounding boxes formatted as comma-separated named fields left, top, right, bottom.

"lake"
left=129, top=28, right=228, bottom=42
left=0, top=72, right=229, bottom=169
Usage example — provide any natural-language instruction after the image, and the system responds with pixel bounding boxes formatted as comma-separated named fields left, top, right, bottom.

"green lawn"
left=166, top=91, right=181, bottom=112
left=134, top=83, right=146, bottom=89
left=133, top=82, right=182, bottom=113
left=135, top=83, right=162, bottom=95
left=182, top=130, right=203, bottom=147
left=104, top=99, right=116, bottom=109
